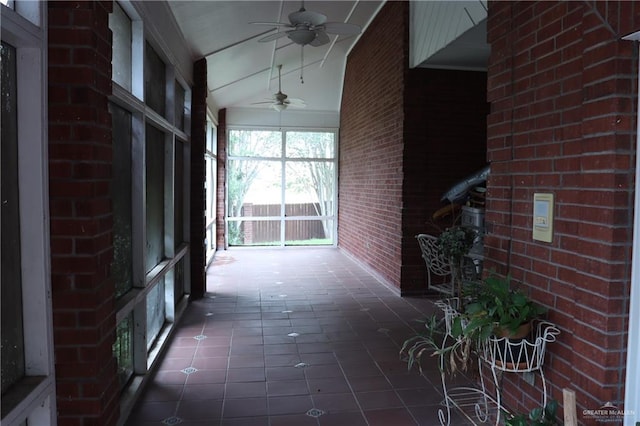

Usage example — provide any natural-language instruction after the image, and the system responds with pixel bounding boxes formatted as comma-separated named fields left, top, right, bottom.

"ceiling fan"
left=252, top=1, right=361, bottom=46
left=253, top=65, right=306, bottom=112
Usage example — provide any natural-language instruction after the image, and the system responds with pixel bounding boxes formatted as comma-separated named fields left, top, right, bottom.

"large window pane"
left=286, top=131, right=335, bottom=158
left=144, top=42, right=166, bottom=117
left=1, top=41, right=25, bottom=394
left=228, top=159, right=282, bottom=220
left=146, top=279, right=165, bottom=350
left=285, top=161, right=334, bottom=218
left=174, top=258, right=184, bottom=305
left=109, top=2, right=132, bottom=91
left=285, top=219, right=333, bottom=245
left=228, top=130, right=281, bottom=157
left=145, top=124, right=165, bottom=272
left=174, top=139, right=184, bottom=248
left=228, top=219, right=281, bottom=246
left=111, top=104, right=133, bottom=298
left=175, top=81, right=185, bottom=130
left=113, top=313, right=133, bottom=390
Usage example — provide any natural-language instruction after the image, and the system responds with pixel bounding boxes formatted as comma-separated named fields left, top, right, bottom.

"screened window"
left=110, top=2, right=132, bottom=91
left=1, top=3, right=56, bottom=424
left=205, top=120, right=217, bottom=264
left=226, top=129, right=337, bottom=247
left=1, top=41, right=25, bottom=395
left=109, top=1, right=191, bottom=404
left=111, top=104, right=133, bottom=299
left=145, top=124, right=166, bottom=272
left=144, top=42, right=166, bottom=117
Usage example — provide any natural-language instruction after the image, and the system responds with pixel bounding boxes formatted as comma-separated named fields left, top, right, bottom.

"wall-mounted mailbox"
left=533, top=193, right=554, bottom=243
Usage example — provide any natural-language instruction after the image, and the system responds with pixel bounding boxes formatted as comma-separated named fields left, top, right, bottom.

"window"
left=226, top=129, right=337, bottom=247
left=1, top=3, right=56, bottom=425
left=205, top=119, right=217, bottom=263
left=108, top=2, right=191, bottom=412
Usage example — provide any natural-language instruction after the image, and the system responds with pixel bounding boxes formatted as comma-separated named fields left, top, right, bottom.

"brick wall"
left=339, top=3, right=488, bottom=294
left=485, top=0, right=638, bottom=418
left=48, top=1, right=119, bottom=425
left=190, top=58, right=207, bottom=299
left=339, top=1, right=408, bottom=291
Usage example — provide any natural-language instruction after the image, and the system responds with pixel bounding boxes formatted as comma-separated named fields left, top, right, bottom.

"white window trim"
left=623, top=30, right=640, bottom=426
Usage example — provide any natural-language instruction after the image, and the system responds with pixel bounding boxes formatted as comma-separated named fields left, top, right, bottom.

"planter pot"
left=495, top=321, right=532, bottom=339
left=488, top=322, right=536, bottom=371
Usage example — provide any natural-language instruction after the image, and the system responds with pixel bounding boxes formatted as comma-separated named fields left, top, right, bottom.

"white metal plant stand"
left=435, top=298, right=560, bottom=426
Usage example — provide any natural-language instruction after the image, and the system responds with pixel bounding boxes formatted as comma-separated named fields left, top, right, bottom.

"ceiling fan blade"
left=309, top=30, right=330, bottom=46
left=285, top=98, right=306, bottom=107
left=289, top=9, right=326, bottom=26
left=250, top=21, right=292, bottom=27
left=322, top=22, right=361, bottom=35
left=258, top=31, right=291, bottom=42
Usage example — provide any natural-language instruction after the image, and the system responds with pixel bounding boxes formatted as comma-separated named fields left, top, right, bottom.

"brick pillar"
left=48, top=1, right=119, bottom=425
left=190, top=58, right=207, bottom=299
left=216, top=108, right=227, bottom=249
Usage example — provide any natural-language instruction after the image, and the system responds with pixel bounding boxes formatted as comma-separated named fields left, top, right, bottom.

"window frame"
left=1, top=2, right=57, bottom=425
left=225, top=126, right=339, bottom=248
left=109, top=1, right=192, bottom=419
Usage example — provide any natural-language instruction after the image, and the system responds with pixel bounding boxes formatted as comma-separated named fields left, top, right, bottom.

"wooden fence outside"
left=240, top=203, right=329, bottom=243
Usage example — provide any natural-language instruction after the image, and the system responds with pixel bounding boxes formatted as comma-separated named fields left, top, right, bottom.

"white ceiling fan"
left=253, top=65, right=306, bottom=112
left=252, top=1, right=361, bottom=46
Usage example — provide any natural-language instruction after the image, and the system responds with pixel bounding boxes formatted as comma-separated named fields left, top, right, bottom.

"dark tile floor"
left=125, top=248, right=475, bottom=426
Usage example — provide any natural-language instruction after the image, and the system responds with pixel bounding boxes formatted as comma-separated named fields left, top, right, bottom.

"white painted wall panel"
left=410, top=0, right=487, bottom=69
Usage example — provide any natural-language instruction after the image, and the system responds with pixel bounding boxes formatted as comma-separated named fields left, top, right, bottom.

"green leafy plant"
left=505, top=399, right=561, bottom=426
left=463, top=274, right=547, bottom=339
left=437, top=226, right=477, bottom=295
left=400, top=275, right=548, bottom=376
left=437, top=226, right=476, bottom=264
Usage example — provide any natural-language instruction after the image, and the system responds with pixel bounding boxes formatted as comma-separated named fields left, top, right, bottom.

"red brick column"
left=216, top=108, right=227, bottom=249
left=190, top=58, right=207, bottom=298
left=48, top=1, right=119, bottom=425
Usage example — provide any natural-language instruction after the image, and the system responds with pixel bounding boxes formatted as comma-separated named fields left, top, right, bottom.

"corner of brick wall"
left=48, top=1, right=119, bottom=424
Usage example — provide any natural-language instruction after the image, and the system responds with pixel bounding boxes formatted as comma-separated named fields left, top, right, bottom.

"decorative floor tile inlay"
left=360, top=307, right=370, bottom=312
left=161, top=416, right=184, bottom=425
left=282, top=310, right=293, bottom=313
left=279, top=294, right=288, bottom=298
left=294, top=362, right=309, bottom=368
left=193, top=335, right=207, bottom=341
left=377, top=328, right=390, bottom=334
left=306, top=408, right=325, bottom=418
left=287, top=332, right=300, bottom=337
left=181, top=367, right=198, bottom=375
left=205, top=312, right=213, bottom=316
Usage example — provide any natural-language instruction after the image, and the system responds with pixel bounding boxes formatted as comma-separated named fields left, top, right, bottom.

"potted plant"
left=401, top=274, right=547, bottom=375
left=437, top=225, right=477, bottom=295
left=463, top=274, right=547, bottom=340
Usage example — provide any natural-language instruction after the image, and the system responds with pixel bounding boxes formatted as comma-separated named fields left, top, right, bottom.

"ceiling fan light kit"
left=288, top=28, right=317, bottom=46
left=252, top=2, right=361, bottom=47
left=252, top=64, right=305, bottom=112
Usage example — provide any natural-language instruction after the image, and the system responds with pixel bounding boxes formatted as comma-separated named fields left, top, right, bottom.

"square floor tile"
left=267, top=395, right=313, bottom=415
left=222, top=397, right=268, bottom=418
left=267, top=379, right=309, bottom=396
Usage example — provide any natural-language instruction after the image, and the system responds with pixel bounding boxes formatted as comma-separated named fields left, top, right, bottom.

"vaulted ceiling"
left=166, top=1, right=489, bottom=115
